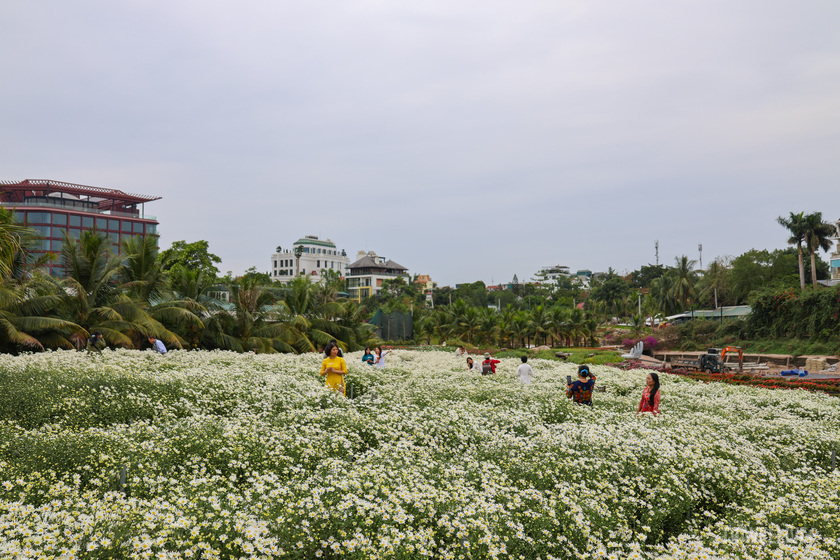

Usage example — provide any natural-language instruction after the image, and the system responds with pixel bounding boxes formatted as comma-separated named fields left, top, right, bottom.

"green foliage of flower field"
left=1, top=350, right=839, bottom=559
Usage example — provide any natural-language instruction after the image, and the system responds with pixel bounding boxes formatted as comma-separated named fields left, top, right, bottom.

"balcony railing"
left=0, top=200, right=157, bottom=221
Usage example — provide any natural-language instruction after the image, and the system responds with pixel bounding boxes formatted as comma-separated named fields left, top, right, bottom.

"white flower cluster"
left=0, top=349, right=837, bottom=559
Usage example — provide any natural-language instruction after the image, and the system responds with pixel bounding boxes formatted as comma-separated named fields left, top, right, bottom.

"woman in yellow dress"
left=320, top=342, right=347, bottom=395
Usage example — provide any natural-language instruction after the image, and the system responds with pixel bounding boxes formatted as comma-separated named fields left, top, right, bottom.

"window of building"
left=122, top=221, right=132, bottom=232
left=317, top=260, right=320, bottom=268
left=51, top=240, right=63, bottom=252
left=109, top=219, right=120, bottom=231
left=67, top=228, right=81, bottom=240
left=13, top=212, right=25, bottom=223
left=146, top=224, right=157, bottom=235
left=96, top=218, right=107, bottom=230
left=133, top=222, right=144, bottom=233
left=69, top=215, right=82, bottom=227
left=53, top=214, right=67, bottom=226
left=27, top=212, right=51, bottom=224
left=33, top=225, right=50, bottom=237
left=109, top=232, right=120, bottom=244
left=52, top=227, right=66, bottom=239
left=82, top=216, right=94, bottom=228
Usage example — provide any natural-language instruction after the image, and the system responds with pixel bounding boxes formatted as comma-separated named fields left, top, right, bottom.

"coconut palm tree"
left=478, top=307, right=499, bottom=347
left=459, top=307, right=481, bottom=344
left=777, top=211, right=807, bottom=290
left=60, top=231, right=180, bottom=349
left=802, top=211, right=835, bottom=286
left=119, top=236, right=206, bottom=348
left=529, top=304, right=551, bottom=347
left=0, top=277, right=87, bottom=352
left=548, top=306, right=570, bottom=347
left=671, top=256, right=697, bottom=311
left=567, top=307, right=588, bottom=347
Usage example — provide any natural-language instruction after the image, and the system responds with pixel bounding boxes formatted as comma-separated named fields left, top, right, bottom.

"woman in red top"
left=638, top=372, right=660, bottom=415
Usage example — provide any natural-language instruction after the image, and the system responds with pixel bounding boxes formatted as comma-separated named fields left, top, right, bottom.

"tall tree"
left=777, top=211, right=807, bottom=290
left=671, top=255, right=697, bottom=311
left=160, top=240, right=222, bottom=279
left=802, top=211, right=835, bottom=286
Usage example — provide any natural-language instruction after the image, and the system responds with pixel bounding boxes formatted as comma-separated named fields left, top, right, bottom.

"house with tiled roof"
left=346, top=251, right=409, bottom=301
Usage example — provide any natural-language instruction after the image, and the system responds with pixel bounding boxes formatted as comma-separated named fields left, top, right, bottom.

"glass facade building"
left=0, top=179, right=161, bottom=277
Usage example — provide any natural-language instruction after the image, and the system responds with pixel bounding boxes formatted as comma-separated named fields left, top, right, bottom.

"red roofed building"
left=0, top=179, right=161, bottom=277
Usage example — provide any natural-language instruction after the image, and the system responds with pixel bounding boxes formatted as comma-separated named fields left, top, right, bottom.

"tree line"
left=0, top=208, right=375, bottom=354
left=1, top=207, right=835, bottom=353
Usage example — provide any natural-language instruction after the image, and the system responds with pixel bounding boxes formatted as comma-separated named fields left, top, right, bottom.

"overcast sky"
left=2, top=1, right=839, bottom=286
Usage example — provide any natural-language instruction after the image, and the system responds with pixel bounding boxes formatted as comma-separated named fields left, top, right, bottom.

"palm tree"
left=0, top=277, right=87, bottom=352
left=529, top=304, right=551, bottom=347
left=548, top=306, right=570, bottom=347
left=60, top=231, right=181, bottom=349
left=650, top=275, right=677, bottom=316
left=802, top=211, right=835, bottom=286
left=459, top=307, right=481, bottom=344
left=567, top=308, right=588, bottom=347
left=120, top=235, right=170, bottom=304
left=777, top=211, right=807, bottom=290
left=0, top=208, right=26, bottom=280
left=478, top=307, right=499, bottom=347
left=671, top=256, right=697, bottom=311
left=510, top=311, right=530, bottom=348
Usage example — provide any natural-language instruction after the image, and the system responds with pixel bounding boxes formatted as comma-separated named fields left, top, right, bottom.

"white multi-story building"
left=533, top=265, right=571, bottom=282
left=271, top=235, right=349, bottom=283
left=346, top=251, right=409, bottom=301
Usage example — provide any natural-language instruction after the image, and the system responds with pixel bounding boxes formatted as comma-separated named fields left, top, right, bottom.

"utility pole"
left=698, top=243, right=703, bottom=269
left=655, top=240, right=659, bottom=266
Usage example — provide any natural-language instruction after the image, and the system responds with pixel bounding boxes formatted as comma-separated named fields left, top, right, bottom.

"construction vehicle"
left=720, top=346, right=743, bottom=371
left=670, top=348, right=730, bottom=373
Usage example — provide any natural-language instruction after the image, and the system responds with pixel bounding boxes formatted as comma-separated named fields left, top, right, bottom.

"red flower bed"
left=667, top=369, right=840, bottom=397
left=611, top=360, right=840, bottom=397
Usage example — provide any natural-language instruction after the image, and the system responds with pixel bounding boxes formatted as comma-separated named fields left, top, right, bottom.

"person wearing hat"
left=86, top=331, right=106, bottom=354
left=481, top=352, right=500, bottom=375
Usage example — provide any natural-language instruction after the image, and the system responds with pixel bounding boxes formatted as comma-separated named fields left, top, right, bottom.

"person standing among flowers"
left=516, top=355, right=534, bottom=384
left=638, top=372, right=660, bottom=415
left=481, top=352, right=500, bottom=375
left=567, top=364, right=596, bottom=405
left=362, top=347, right=375, bottom=365
left=320, top=342, right=347, bottom=395
left=374, top=346, right=389, bottom=368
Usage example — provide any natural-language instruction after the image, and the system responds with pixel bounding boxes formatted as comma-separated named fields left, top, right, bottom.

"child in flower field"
left=320, top=342, right=347, bottom=395
left=374, top=346, right=389, bottom=368
left=567, top=364, right=596, bottom=405
left=638, top=372, right=660, bottom=415
left=362, top=347, right=375, bottom=365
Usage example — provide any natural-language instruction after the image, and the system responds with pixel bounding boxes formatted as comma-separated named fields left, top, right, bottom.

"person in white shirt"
left=375, top=346, right=389, bottom=368
left=516, top=355, right=533, bottom=384
left=454, top=346, right=466, bottom=356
